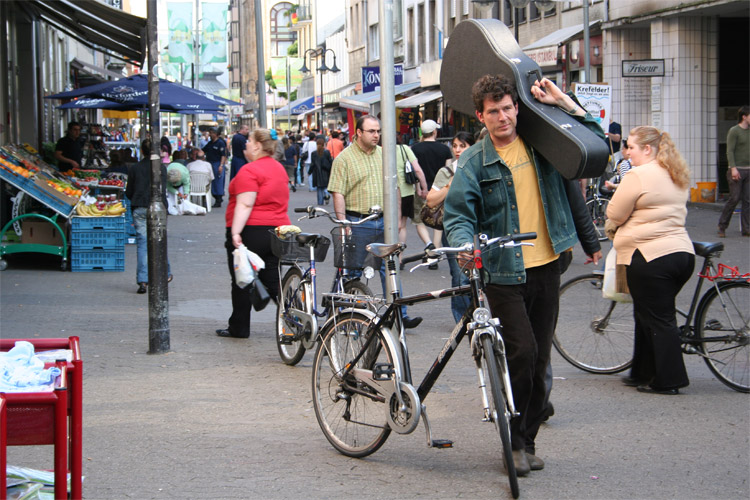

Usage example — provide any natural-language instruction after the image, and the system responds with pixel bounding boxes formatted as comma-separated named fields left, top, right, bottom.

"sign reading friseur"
left=622, top=59, right=665, bottom=77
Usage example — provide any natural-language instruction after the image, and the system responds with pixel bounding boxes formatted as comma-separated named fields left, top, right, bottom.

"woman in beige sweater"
left=606, top=126, right=695, bottom=395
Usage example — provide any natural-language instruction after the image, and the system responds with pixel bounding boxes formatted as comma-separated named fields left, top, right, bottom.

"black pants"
left=626, top=249, right=695, bottom=390
left=224, top=226, right=280, bottom=337
left=485, top=260, right=560, bottom=453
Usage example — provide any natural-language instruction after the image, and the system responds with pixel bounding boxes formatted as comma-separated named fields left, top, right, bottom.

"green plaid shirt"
left=327, top=141, right=383, bottom=214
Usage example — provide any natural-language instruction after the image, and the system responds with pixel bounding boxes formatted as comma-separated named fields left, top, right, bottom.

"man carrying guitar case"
left=442, top=20, right=606, bottom=477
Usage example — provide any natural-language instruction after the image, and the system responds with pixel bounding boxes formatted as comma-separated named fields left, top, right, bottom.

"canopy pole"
left=147, top=0, right=170, bottom=354
left=254, top=0, right=267, bottom=127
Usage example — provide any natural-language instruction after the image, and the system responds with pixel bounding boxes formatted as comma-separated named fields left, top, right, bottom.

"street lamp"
left=300, top=47, right=340, bottom=131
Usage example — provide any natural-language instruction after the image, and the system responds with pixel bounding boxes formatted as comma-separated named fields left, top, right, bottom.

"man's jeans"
left=133, top=207, right=171, bottom=284
left=346, top=214, right=409, bottom=318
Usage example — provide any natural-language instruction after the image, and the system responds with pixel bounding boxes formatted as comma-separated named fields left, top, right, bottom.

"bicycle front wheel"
left=481, top=335, right=519, bottom=499
left=695, top=281, right=750, bottom=393
left=276, top=267, right=307, bottom=366
left=554, top=273, right=634, bottom=374
left=586, top=197, right=610, bottom=242
left=312, top=311, right=392, bottom=457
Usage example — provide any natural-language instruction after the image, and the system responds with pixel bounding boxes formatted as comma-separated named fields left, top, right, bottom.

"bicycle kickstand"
left=421, top=404, right=453, bottom=449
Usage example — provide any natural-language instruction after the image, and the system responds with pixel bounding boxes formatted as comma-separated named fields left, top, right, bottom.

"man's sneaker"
left=718, top=226, right=726, bottom=238
left=137, top=283, right=147, bottom=294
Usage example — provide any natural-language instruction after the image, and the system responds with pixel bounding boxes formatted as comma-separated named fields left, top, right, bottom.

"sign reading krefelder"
left=622, top=59, right=665, bottom=77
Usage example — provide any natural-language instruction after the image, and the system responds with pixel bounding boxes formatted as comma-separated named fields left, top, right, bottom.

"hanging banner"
left=167, top=2, right=193, bottom=63
left=270, top=57, right=304, bottom=93
left=201, top=2, right=227, bottom=63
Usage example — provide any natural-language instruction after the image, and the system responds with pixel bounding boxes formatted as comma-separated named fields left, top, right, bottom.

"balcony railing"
left=291, top=1, right=312, bottom=30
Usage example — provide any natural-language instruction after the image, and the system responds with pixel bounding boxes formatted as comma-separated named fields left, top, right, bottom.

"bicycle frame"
left=331, top=235, right=531, bottom=433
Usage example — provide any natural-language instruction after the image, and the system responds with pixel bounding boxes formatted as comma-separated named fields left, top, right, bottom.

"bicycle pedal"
left=372, top=363, right=394, bottom=381
left=279, top=334, right=295, bottom=345
left=430, top=439, right=453, bottom=449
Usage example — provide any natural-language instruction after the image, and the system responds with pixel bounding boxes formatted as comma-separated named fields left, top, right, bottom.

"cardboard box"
left=21, top=220, right=64, bottom=246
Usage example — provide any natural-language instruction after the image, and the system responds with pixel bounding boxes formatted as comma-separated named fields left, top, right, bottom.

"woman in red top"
left=217, top=128, right=291, bottom=338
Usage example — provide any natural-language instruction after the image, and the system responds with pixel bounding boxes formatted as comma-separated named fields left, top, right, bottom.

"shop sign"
left=362, top=65, right=404, bottom=93
left=526, top=46, right=558, bottom=68
left=622, top=59, right=665, bottom=77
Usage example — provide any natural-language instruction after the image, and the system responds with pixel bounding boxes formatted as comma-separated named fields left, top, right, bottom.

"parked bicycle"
left=272, top=206, right=379, bottom=365
left=554, top=241, right=749, bottom=393
left=584, top=175, right=613, bottom=242
left=311, top=232, right=537, bottom=499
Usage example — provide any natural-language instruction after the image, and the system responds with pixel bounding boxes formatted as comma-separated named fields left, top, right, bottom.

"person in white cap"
left=411, top=119, right=453, bottom=269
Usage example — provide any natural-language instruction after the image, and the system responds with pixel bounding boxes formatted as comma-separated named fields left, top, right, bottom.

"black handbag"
left=250, top=279, right=271, bottom=311
left=419, top=166, right=453, bottom=229
left=399, top=145, right=419, bottom=185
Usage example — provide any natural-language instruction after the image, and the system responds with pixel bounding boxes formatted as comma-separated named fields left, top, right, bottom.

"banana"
left=81, top=205, right=93, bottom=216
left=75, top=203, right=87, bottom=216
left=88, top=205, right=104, bottom=216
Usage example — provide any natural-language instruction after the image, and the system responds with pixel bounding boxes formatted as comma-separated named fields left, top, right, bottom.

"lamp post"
left=245, top=78, right=258, bottom=128
left=299, top=47, right=340, bottom=131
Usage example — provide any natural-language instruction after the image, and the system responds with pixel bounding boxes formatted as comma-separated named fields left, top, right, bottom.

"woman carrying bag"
left=309, top=137, right=333, bottom=206
left=216, top=128, right=291, bottom=339
left=606, top=126, right=695, bottom=394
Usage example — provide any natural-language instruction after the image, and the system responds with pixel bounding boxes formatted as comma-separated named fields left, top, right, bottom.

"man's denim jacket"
left=444, top=113, right=605, bottom=285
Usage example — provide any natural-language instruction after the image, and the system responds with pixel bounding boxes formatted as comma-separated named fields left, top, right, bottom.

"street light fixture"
left=300, top=47, right=340, bottom=130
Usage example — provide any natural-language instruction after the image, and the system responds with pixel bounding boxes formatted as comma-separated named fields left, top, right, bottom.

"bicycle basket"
left=331, top=226, right=383, bottom=270
left=269, top=231, right=331, bottom=264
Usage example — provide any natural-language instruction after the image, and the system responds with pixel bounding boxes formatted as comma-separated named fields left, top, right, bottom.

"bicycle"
left=553, top=241, right=750, bottom=393
left=311, top=232, right=537, bottom=500
left=584, top=175, right=613, bottom=242
left=273, top=206, right=380, bottom=366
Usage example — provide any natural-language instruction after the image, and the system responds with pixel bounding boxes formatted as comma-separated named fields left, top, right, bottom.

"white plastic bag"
left=180, top=198, right=207, bottom=215
left=233, top=244, right=266, bottom=289
left=602, top=247, right=632, bottom=303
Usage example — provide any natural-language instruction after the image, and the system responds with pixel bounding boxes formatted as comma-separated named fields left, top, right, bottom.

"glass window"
left=270, top=2, right=296, bottom=57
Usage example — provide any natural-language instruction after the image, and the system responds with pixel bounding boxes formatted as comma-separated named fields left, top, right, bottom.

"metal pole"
left=193, top=0, right=199, bottom=144
left=319, top=58, right=324, bottom=131
left=582, top=0, right=590, bottom=83
left=514, top=7, right=519, bottom=41
left=147, top=0, right=170, bottom=354
left=254, top=0, right=267, bottom=127
left=286, top=57, right=291, bottom=131
left=379, top=1, right=397, bottom=284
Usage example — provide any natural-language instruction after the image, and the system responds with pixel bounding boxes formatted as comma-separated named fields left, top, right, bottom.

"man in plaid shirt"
left=328, top=115, right=422, bottom=329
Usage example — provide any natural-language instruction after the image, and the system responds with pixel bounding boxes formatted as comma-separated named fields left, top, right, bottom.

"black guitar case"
left=440, top=19, right=609, bottom=180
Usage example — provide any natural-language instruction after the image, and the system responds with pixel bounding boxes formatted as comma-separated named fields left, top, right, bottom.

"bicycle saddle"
left=692, top=241, right=724, bottom=257
left=296, top=233, right=323, bottom=246
left=366, top=242, right=406, bottom=258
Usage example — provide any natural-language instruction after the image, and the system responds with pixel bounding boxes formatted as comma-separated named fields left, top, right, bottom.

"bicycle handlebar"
left=405, top=233, right=537, bottom=272
left=294, top=205, right=382, bottom=227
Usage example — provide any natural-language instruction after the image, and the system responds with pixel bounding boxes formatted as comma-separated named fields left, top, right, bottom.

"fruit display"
left=75, top=196, right=127, bottom=217
left=45, top=178, right=84, bottom=197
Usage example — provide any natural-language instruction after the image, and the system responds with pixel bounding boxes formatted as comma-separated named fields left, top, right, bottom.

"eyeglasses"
left=362, top=129, right=381, bottom=135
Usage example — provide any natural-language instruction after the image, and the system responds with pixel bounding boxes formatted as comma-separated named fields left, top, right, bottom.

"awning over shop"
left=296, top=106, right=322, bottom=121
left=522, top=20, right=600, bottom=68
left=70, top=58, right=125, bottom=81
left=275, top=96, right=315, bottom=116
left=395, top=89, right=442, bottom=108
left=339, top=81, right=421, bottom=113
left=25, top=0, right=147, bottom=65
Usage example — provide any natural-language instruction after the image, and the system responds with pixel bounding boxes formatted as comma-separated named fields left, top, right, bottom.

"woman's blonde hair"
left=250, top=128, right=276, bottom=157
left=629, top=126, right=690, bottom=189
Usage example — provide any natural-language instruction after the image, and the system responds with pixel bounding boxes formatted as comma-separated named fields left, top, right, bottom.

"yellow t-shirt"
left=495, top=137, right=557, bottom=268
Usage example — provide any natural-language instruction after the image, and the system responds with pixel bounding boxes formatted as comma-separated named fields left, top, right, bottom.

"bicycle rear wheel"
left=586, top=197, right=610, bottom=242
left=312, top=311, right=392, bottom=457
left=276, top=267, right=307, bottom=365
left=481, top=335, right=519, bottom=499
left=695, top=281, right=750, bottom=393
left=554, top=273, right=634, bottom=374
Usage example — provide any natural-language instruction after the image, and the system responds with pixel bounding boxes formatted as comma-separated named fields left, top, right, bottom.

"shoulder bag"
left=419, top=166, right=453, bottom=230
left=399, top=145, right=419, bottom=185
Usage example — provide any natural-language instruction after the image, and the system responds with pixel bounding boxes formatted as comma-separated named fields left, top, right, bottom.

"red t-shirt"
left=225, top=156, right=291, bottom=227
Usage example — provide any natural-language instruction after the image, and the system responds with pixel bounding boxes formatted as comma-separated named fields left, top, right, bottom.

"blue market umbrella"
left=57, top=97, right=225, bottom=114
left=46, top=74, right=241, bottom=110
